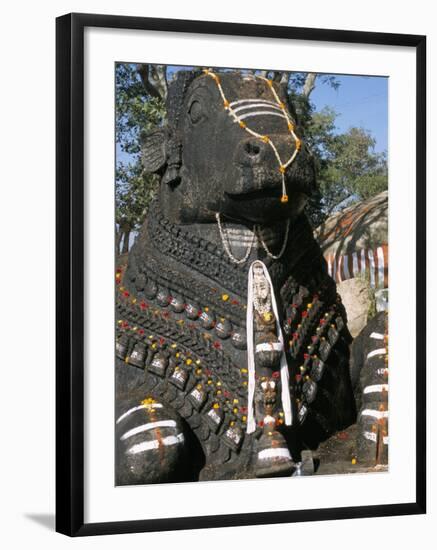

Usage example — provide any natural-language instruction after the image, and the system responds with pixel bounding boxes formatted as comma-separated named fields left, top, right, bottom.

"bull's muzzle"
left=237, top=135, right=297, bottom=167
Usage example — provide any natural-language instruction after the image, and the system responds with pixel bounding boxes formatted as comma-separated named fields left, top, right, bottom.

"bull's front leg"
left=116, top=396, right=191, bottom=485
left=351, top=311, right=389, bottom=466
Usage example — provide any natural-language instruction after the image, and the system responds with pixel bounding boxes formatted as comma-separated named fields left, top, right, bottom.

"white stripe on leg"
left=126, top=433, right=184, bottom=455
left=363, top=383, right=389, bottom=394
left=367, top=348, right=386, bottom=359
left=116, top=403, right=163, bottom=424
left=120, top=420, right=177, bottom=441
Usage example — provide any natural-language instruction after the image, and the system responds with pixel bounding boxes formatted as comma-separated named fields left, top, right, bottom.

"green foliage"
left=115, top=162, right=159, bottom=231
left=116, top=63, right=165, bottom=153
left=304, top=110, right=387, bottom=226
left=115, top=63, right=165, bottom=253
left=317, top=127, right=387, bottom=212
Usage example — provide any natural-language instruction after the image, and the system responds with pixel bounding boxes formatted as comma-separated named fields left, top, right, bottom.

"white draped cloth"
left=246, top=260, right=293, bottom=433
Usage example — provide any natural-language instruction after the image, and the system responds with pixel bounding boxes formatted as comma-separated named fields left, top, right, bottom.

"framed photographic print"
left=56, top=12, right=426, bottom=536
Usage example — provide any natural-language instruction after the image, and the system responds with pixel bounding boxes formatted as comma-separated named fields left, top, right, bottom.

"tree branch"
left=271, top=71, right=290, bottom=85
left=302, top=73, right=317, bottom=99
left=136, top=64, right=168, bottom=100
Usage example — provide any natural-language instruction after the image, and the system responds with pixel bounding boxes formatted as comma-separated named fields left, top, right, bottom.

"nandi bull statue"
left=115, top=69, right=388, bottom=484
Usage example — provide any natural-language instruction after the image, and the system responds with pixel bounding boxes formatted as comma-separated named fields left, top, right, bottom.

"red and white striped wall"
left=325, top=244, right=388, bottom=288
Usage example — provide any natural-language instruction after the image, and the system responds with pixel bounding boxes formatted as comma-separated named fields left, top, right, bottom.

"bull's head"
left=142, top=70, right=316, bottom=225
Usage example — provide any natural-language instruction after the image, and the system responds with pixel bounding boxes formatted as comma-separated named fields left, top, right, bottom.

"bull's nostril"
left=245, top=142, right=261, bottom=157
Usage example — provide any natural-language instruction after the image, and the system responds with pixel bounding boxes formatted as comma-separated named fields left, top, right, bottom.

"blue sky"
left=310, top=74, right=388, bottom=153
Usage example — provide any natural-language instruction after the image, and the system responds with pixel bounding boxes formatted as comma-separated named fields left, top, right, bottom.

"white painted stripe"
left=120, top=420, right=177, bottom=441
left=367, top=348, right=386, bottom=359
left=337, top=255, right=343, bottom=283
left=327, top=256, right=333, bottom=277
left=237, top=110, right=287, bottom=121
left=352, top=252, right=359, bottom=277
left=233, top=103, right=282, bottom=114
left=126, top=433, right=184, bottom=455
left=258, top=448, right=291, bottom=461
left=255, top=342, right=283, bottom=352
left=368, top=249, right=376, bottom=288
left=363, top=384, right=389, bottom=394
left=370, top=332, right=384, bottom=340
left=360, top=249, right=366, bottom=276
left=361, top=409, right=389, bottom=419
left=116, top=403, right=163, bottom=424
left=343, top=254, right=350, bottom=280
left=229, top=99, right=280, bottom=107
left=377, top=246, right=385, bottom=288
left=363, top=432, right=389, bottom=445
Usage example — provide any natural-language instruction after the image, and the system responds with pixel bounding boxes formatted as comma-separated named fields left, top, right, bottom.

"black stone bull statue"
left=115, top=70, right=388, bottom=484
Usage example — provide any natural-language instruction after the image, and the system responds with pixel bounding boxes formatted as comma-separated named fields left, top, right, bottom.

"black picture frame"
left=56, top=12, right=426, bottom=537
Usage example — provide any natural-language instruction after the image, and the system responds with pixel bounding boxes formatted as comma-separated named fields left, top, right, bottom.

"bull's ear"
left=161, top=136, right=182, bottom=187
left=141, top=128, right=167, bottom=173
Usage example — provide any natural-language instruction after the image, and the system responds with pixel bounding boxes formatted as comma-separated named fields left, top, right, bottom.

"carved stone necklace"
left=215, top=212, right=290, bottom=264
left=215, top=212, right=257, bottom=265
left=257, top=222, right=290, bottom=260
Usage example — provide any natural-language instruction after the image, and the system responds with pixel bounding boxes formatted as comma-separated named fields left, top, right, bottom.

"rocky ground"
left=312, top=424, right=388, bottom=476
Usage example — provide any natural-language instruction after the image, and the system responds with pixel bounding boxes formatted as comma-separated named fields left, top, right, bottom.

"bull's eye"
left=188, top=100, right=203, bottom=124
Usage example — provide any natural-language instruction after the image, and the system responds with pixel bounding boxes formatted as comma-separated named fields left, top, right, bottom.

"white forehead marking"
left=236, top=110, right=288, bottom=122
left=229, top=99, right=280, bottom=107
left=233, top=103, right=283, bottom=114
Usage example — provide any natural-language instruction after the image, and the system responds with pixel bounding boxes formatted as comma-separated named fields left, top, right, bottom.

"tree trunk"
left=121, top=229, right=131, bottom=254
